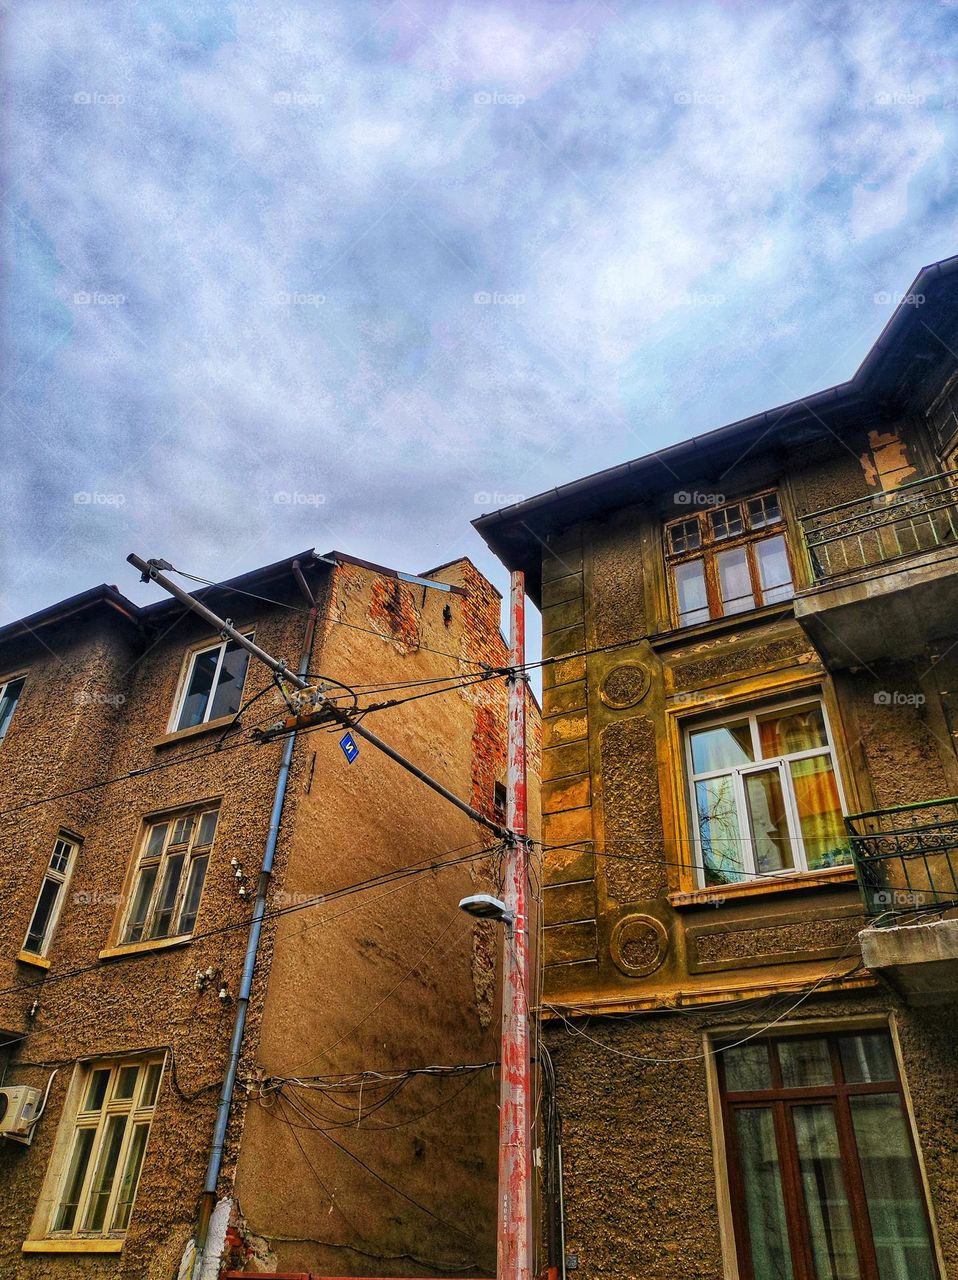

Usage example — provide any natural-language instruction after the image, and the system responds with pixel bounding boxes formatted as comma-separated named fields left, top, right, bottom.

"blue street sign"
left=339, top=732, right=359, bottom=764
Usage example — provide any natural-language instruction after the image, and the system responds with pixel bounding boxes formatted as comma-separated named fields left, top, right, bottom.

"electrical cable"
left=0, top=664, right=504, bottom=821
left=271, top=1097, right=489, bottom=1275
left=0, top=840, right=506, bottom=1002
left=169, top=566, right=490, bottom=669
left=543, top=950, right=870, bottom=1067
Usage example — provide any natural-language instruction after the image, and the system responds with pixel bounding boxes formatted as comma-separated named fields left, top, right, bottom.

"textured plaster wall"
left=0, top=559, right=541, bottom=1280
left=536, top=409, right=958, bottom=1273
left=545, top=991, right=958, bottom=1280
left=230, top=558, right=540, bottom=1280
left=0, top=584, right=310, bottom=1280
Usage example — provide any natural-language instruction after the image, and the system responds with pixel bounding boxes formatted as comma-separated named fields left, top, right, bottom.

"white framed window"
left=22, top=834, right=80, bottom=958
left=171, top=636, right=251, bottom=731
left=48, top=1057, right=163, bottom=1239
left=0, top=675, right=26, bottom=742
left=121, top=807, right=219, bottom=945
left=686, top=697, right=850, bottom=886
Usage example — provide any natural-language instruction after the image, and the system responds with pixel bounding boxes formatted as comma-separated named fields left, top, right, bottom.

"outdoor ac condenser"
left=0, top=1086, right=42, bottom=1142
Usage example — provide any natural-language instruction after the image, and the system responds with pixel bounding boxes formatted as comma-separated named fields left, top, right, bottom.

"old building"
left=0, top=548, right=539, bottom=1279
left=475, top=254, right=958, bottom=1280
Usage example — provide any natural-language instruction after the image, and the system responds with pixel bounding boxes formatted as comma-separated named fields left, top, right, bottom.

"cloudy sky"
left=4, top=0, right=958, bottom=624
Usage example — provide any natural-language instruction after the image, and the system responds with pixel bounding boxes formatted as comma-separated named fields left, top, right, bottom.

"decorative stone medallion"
left=610, top=913, right=669, bottom=978
left=599, top=662, right=650, bottom=709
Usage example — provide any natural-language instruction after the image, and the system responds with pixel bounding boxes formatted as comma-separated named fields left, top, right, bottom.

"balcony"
left=848, top=797, right=958, bottom=1002
left=794, top=471, right=958, bottom=667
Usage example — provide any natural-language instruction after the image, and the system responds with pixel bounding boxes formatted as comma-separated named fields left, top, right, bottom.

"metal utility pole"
left=498, top=569, right=533, bottom=1280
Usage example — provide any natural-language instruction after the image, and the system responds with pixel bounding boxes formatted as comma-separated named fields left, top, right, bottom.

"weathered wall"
left=0, top=582, right=310, bottom=1279
left=534, top=404, right=958, bottom=1277
left=0, top=557, right=541, bottom=1280
left=545, top=990, right=958, bottom=1280
left=229, top=557, right=540, bottom=1279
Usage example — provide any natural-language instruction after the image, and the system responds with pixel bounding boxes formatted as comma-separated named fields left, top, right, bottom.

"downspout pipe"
left=191, top=561, right=319, bottom=1276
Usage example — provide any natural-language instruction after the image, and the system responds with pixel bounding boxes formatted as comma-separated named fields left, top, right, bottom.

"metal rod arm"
left=127, top=553, right=309, bottom=691
left=327, top=707, right=510, bottom=840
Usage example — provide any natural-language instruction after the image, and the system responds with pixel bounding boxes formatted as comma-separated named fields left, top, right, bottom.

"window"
left=172, top=636, right=251, bottom=731
left=22, top=834, right=80, bottom=958
left=719, top=1030, right=939, bottom=1280
left=121, top=808, right=218, bottom=945
left=494, top=781, right=508, bottom=819
left=49, top=1057, right=162, bottom=1239
left=665, top=492, right=794, bottom=627
left=686, top=698, right=849, bottom=886
left=0, top=675, right=25, bottom=741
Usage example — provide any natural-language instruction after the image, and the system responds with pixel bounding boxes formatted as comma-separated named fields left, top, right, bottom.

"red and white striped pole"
left=498, top=569, right=533, bottom=1280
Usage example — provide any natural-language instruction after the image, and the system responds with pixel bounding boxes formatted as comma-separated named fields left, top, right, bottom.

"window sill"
left=668, top=864, right=857, bottom=909
left=16, top=950, right=51, bottom=970
left=99, top=935, right=191, bottom=961
left=153, top=714, right=238, bottom=750
left=651, top=600, right=796, bottom=650
left=23, top=1239, right=124, bottom=1254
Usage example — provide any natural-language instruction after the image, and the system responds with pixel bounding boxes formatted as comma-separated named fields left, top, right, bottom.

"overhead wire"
left=168, top=565, right=491, bottom=669
left=0, top=840, right=507, bottom=1002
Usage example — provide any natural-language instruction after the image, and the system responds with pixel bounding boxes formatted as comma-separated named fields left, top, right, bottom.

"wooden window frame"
left=168, top=632, right=254, bottom=733
left=664, top=490, right=795, bottom=628
left=22, top=833, right=81, bottom=959
left=716, top=1028, right=940, bottom=1280
left=117, top=805, right=220, bottom=946
left=0, top=672, right=27, bottom=743
left=36, top=1056, right=164, bottom=1246
left=684, top=694, right=849, bottom=888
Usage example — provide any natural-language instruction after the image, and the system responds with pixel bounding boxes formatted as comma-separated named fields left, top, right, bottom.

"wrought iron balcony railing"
left=801, top=470, right=958, bottom=583
left=847, top=797, right=958, bottom=920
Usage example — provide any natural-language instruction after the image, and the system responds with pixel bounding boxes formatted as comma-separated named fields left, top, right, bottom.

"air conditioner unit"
left=0, top=1086, right=42, bottom=1143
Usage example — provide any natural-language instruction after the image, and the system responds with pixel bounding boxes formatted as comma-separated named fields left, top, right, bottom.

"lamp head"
left=458, top=893, right=514, bottom=925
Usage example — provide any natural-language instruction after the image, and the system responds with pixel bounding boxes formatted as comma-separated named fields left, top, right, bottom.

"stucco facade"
left=0, top=551, right=539, bottom=1279
left=476, top=257, right=958, bottom=1279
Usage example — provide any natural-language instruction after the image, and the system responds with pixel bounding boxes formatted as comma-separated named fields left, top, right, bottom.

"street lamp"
left=458, top=893, right=514, bottom=925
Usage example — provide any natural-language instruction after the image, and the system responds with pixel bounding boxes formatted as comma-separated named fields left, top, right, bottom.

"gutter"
left=191, top=559, right=321, bottom=1278
left=472, top=252, right=958, bottom=541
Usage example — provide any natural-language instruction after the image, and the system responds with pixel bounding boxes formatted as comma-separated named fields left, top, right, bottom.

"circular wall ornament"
left=599, top=663, right=650, bottom=709
left=610, top=913, right=669, bottom=978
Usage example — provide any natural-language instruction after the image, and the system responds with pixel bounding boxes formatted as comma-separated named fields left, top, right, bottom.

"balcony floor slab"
left=860, top=916, right=958, bottom=1002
